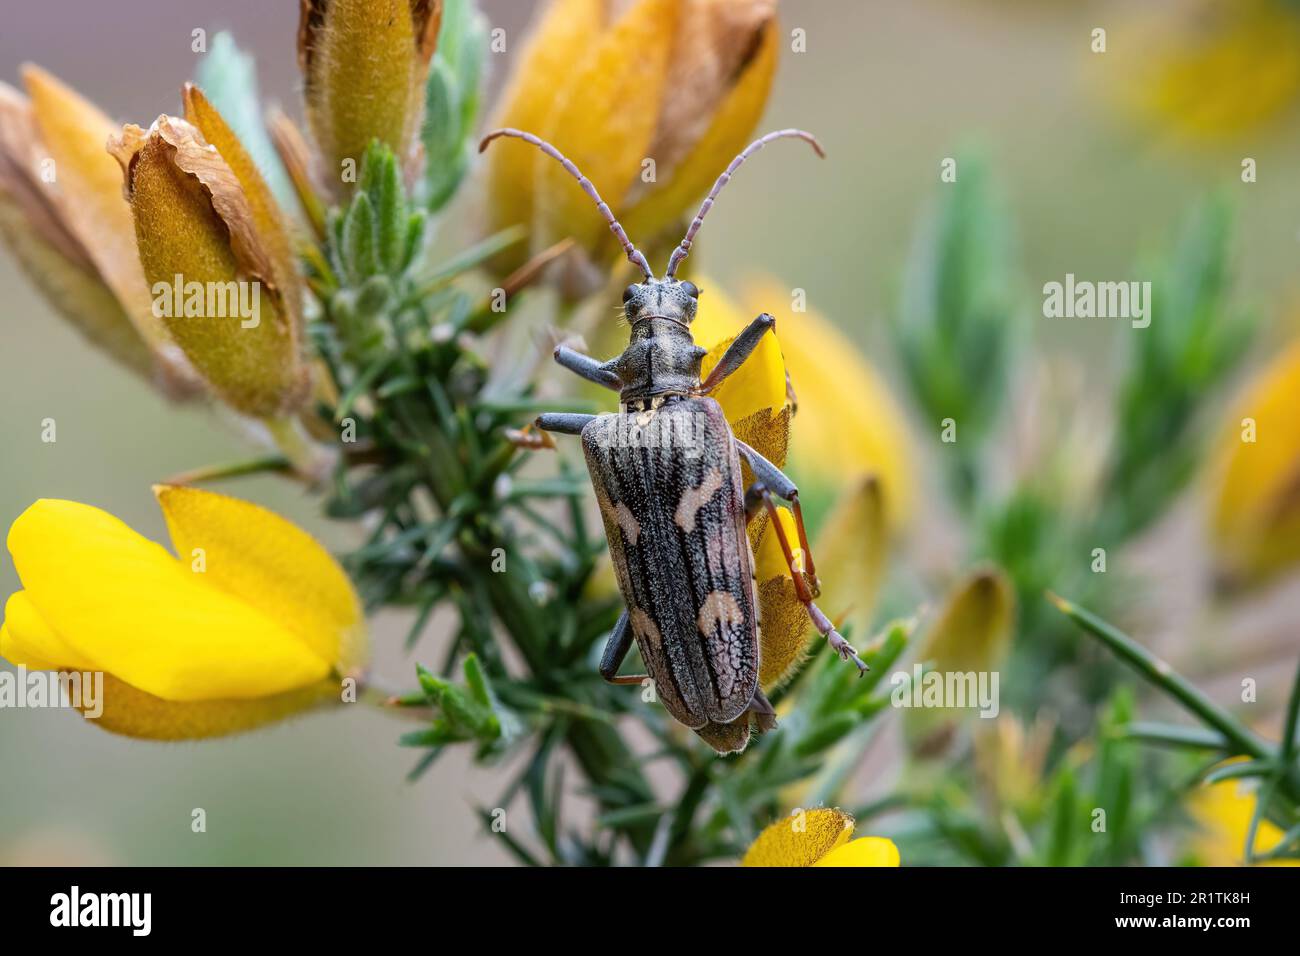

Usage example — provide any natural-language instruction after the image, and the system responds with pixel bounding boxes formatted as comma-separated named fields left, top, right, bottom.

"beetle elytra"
left=481, top=127, right=865, bottom=755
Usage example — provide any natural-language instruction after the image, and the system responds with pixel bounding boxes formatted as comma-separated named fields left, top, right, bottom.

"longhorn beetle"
left=480, top=127, right=865, bottom=755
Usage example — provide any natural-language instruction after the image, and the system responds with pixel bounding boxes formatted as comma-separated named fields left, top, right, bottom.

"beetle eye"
left=622, top=284, right=638, bottom=303
left=680, top=281, right=700, bottom=299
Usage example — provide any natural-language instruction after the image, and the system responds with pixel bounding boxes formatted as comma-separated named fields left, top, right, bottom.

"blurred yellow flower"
left=742, top=807, right=899, bottom=867
left=0, top=486, right=366, bottom=740
left=919, top=567, right=1015, bottom=675
left=906, top=567, right=1015, bottom=756
left=109, top=99, right=310, bottom=422
left=482, top=0, right=779, bottom=285
left=0, top=66, right=195, bottom=393
left=1187, top=773, right=1299, bottom=866
left=812, top=475, right=888, bottom=649
left=1208, top=339, right=1300, bottom=587
left=973, top=714, right=1053, bottom=811
left=1115, top=0, right=1300, bottom=139
left=298, top=0, right=443, bottom=190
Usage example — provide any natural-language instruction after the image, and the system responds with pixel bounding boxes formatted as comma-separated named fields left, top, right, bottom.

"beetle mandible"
left=480, top=126, right=866, bottom=755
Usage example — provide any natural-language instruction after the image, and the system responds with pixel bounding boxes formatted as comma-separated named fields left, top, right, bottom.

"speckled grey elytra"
left=481, top=126, right=867, bottom=756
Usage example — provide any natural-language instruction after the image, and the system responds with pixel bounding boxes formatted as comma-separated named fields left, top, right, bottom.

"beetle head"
left=621, top=277, right=701, bottom=330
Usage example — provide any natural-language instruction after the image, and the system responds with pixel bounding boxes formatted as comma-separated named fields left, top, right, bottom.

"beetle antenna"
left=479, top=127, right=653, bottom=280
left=664, top=129, right=824, bottom=278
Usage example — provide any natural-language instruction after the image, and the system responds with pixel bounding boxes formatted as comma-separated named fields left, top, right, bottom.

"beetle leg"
left=554, top=344, right=622, bottom=390
left=505, top=424, right=556, bottom=450
left=735, top=439, right=819, bottom=588
left=748, top=687, right=777, bottom=733
left=508, top=411, right=596, bottom=449
left=599, top=610, right=649, bottom=685
left=752, top=483, right=868, bottom=676
left=699, top=313, right=776, bottom=393
left=534, top=412, right=598, bottom=435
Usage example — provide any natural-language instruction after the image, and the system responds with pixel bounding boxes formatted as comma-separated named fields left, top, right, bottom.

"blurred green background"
left=2, top=0, right=1298, bottom=864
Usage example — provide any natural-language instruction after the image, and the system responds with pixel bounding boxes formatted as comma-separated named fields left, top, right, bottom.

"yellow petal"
left=757, top=576, right=808, bottom=691
left=630, top=0, right=777, bottom=190
left=753, top=506, right=812, bottom=689
left=534, top=0, right=680, bottom=257
left=1, top=591, right=333, bottom=740
left=0, top=591, right=92, bottom=673
left=268, top=107, right=328, bottom=238
left=730, top=407, right=791, bottom=493
left=621, top=14, right=778, bottom=244
left=1209, top=338, right=1300, bottom=585
left=0, top=82, right=89, bottom=266
left=743, top=278, right=912, bottom=529
left=920, top=567, right=1015, bottom=675
left=154, top=485, right=365, bottom=675
left=1117, top=0, right=1300, bottom=139
left=741, top=807, right=855, bottom=867
left=696, top=286, right=788, bottom=428
left=5, top=498, right=331, bottom=701
left=85, top=672, right=339, bottom=741
left=111, top=117, right=308, bottom=417
left=754, top=504, right=800, bottom=583
left=299, top=0, right=441, bottom=186
left=0, top=194, right=154, bottom=380
left=813, top=475, right=888, bottom=643
left=20, top=65, right=187, bottom=383
left=694, top=278, right=790, bottom=476
left=183, top=85, right=299, bottom=307
left=484, top=0, right=604, bottom=261
left=906, top=568, right=1014, bottom=753
left=812, top=835, right=901, bottom=867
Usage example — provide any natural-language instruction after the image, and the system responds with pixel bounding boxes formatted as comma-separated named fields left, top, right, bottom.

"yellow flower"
left=0, top=66, right=196, bottom=394
left=0, top=486, right=366, bottom=740
left=1111, top=0, right=1300, bottom=139
left=298, top=0, right=443, bottom=191
left=694, top=279, right=894, bottom=687
left=693, top=279, right=791, bottom=473
left=752, top=506, right=811, bottom=688
left=742, top=807, right=899, bottom=867
left=1187, top=772, right=1299, bottom=866
left=1208, top=339, right=1300, bottom=587
left=918, top=567, right=1015, bottom=675
left=109, top=96, right=310, bottom=421
left=740, top=278, right=912, bottom=529
left=810, top=475, right=887, bottom=654
left=483, top=0, right=779, bottom=282
left=747, top=490, right=886, bottom=689
left=906, top=567, right=1014, bottom=756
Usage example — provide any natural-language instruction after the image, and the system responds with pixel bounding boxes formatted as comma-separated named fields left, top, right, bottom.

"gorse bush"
left=1, top=0, right=1297, bottom=867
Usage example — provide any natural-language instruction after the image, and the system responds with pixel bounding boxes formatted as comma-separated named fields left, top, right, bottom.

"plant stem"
left=265, top=414, right=337, bottom=480
left=165, top=454, right=292, bottom=485
left=1048, top=593, right=1270, bottom=761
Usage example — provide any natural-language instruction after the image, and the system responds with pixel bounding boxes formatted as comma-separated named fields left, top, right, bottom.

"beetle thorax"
left=616, top=278, right=706, bottom=402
